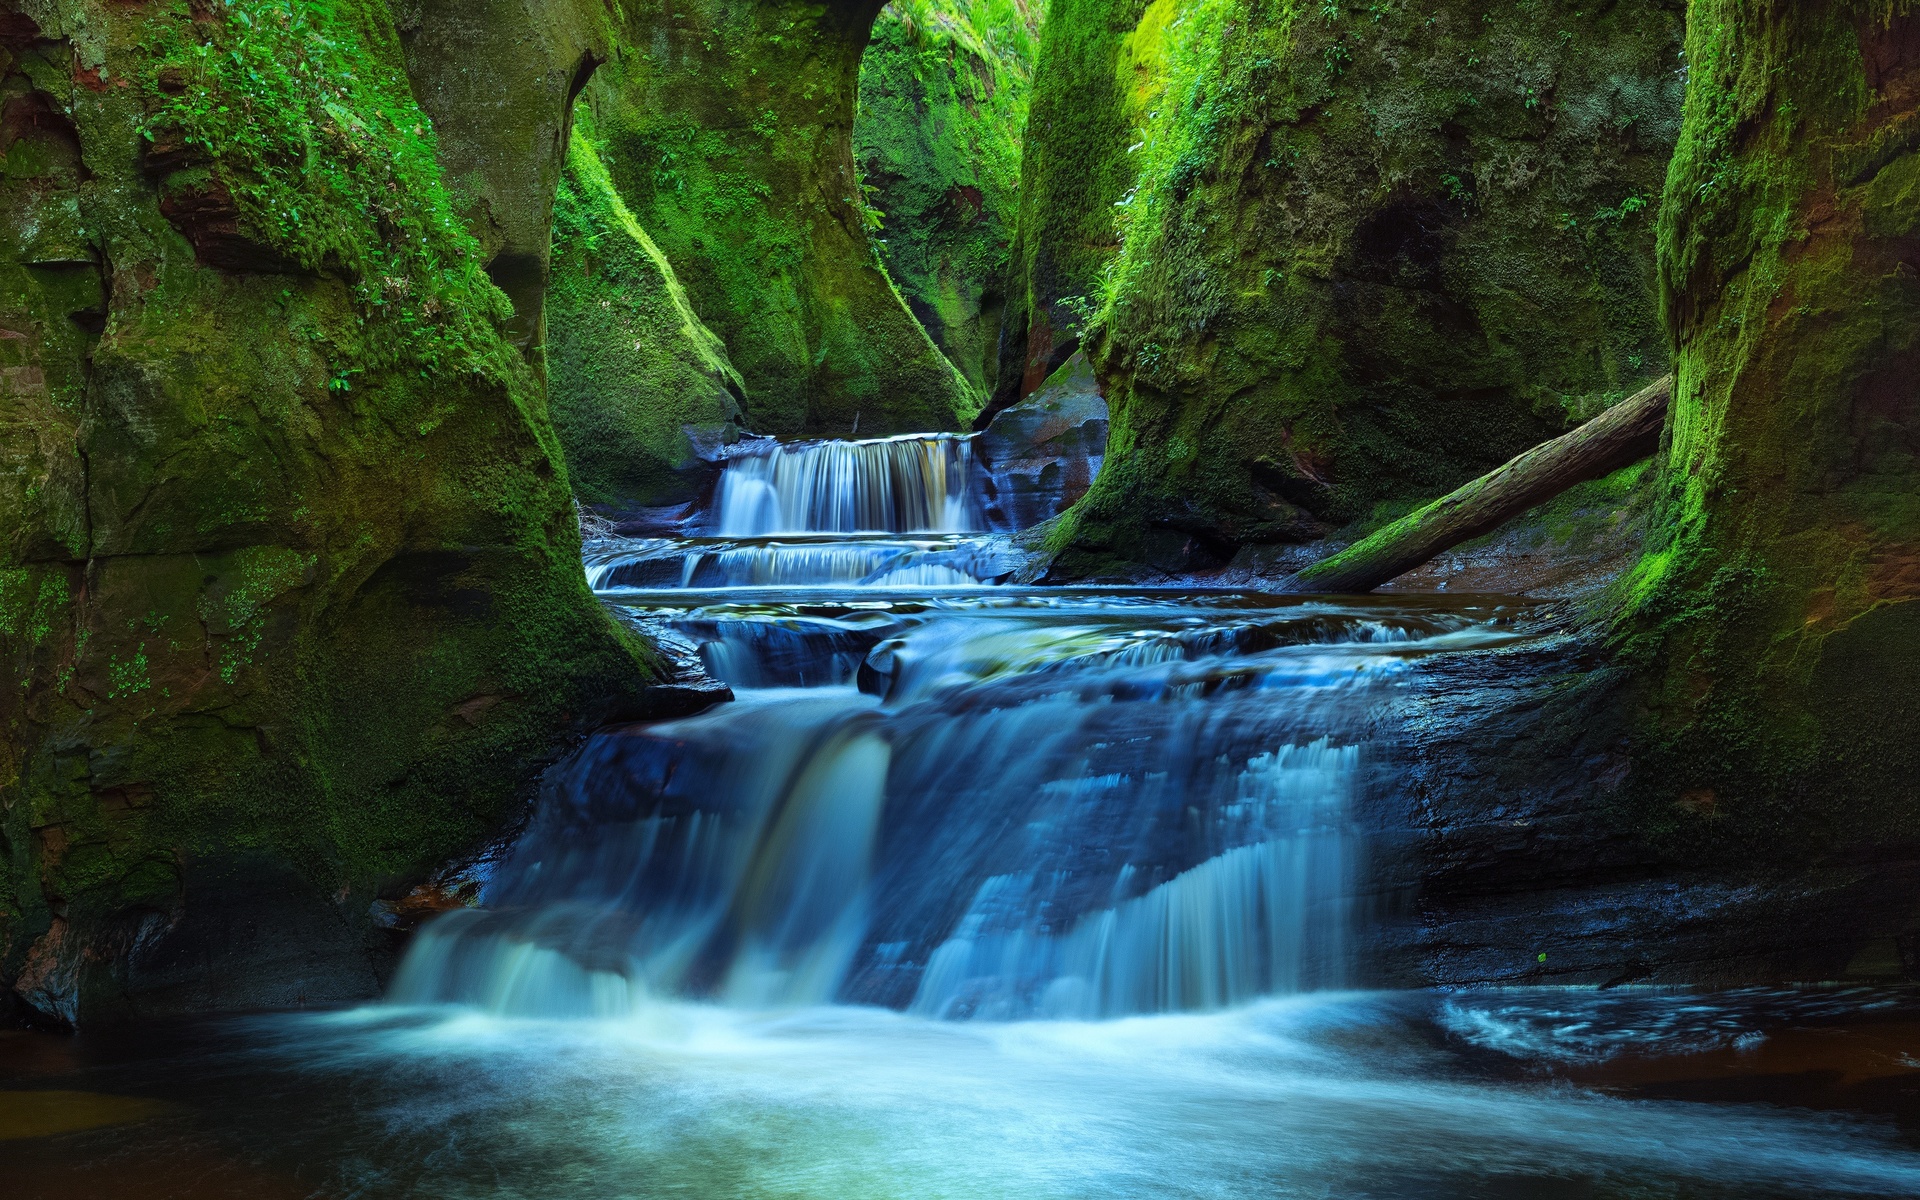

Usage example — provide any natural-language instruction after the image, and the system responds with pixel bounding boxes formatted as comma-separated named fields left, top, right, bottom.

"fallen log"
left=1290, top=374, right=1673, bottom=594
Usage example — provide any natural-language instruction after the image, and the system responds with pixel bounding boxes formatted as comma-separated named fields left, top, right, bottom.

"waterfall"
left=714, top=434, right=980, bottom=535
left=388, top=595, right=1524, bottom=1021
left=391, top=695, right=897, bottom=1015
left=908, top=741, right=1356, bottom=1019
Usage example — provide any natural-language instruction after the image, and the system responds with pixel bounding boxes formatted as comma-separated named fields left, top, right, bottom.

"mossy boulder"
left=1022, top=0, right=1684, bottom=576
left=576, top=0, right=976, bottom=437
left=547, top=121, right=745, bottom=517
left=853, top=0, right=1043, bottom=396
left=1619, top=1, right=1920, bottom=859
left=0, top=1, right=663, bottom=1024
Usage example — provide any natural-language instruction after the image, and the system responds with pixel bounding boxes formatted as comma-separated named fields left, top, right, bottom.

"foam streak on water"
left=215, top=994, right=1920, bottom=1200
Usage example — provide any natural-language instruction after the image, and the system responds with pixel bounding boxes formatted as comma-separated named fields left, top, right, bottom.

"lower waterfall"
left=391, top=589, right=1517, bottom=1019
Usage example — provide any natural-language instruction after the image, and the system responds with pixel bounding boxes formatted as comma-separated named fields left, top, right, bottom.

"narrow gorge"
left=2, top=2, right=1918, bottom=1197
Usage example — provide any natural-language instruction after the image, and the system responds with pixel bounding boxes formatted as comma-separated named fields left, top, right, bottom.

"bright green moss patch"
left=577, top=0, right=975, bottom=437
left=547, top=119, right=744, bottom=514
left=142, top=0, right=516, bottom=379
left=854, top=0, right=1044, bottom=395
left=1036, top=0, right=1682, bottom=575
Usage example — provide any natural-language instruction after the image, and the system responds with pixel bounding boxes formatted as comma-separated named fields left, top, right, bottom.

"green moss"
left=577, top=0, right=976, bottom=437
left=0, top=0, right=659, bottom=1020
left=141, top=0, right=516, bottom=377
left=547, top=118, right=744, bottom=513
left=991, top=0, right=1158, bottom=414
left=1617, top=0, right=1920, bottom=858
left=853, top=0, right=1044, bottom=394
left=1037, top=0, right=1683, bottom=576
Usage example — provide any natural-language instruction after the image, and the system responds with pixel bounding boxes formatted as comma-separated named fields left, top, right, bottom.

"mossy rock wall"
left=0, top=0, right=659, bottom=1024
left=547, top=121, right=745, bottom=514
left=1028, top=0, right=1684, bottom=576
left=391, top=0, right=619, bottom=354
left=853, top=0, right=1043, bottom=397
left=1620, top=1, right=1920, bottom=858
left=577, top=0, right=976, bottom=437
left=990, top=0, right=1154, bottom=419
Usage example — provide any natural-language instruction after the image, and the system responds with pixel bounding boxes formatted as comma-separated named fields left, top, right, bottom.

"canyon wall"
left=1375, top=1, right=1920, bottom=986
left=574, top=0, right=975, bottom=438
left=1619, top=0, right=1920, bottom=857
left=854, top=0, right=1043, bottom=396
left=0, top=0, right=664, bottom=1024
left=546, top=121, right=745, bottom=515
left=1010, top=0, right=1684, bottom=576
left=989, top=0, right=1151, bottom=421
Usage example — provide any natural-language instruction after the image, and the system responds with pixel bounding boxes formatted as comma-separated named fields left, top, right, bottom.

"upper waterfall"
left=714, top=434, right=981, bottom=535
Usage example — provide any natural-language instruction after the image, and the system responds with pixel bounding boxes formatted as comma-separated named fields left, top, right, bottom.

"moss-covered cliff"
left=574, top=0, right=975, bottom=438
left=853, top=0, right=1043, bottom=396
left=1026, top=0, right=1684, bottom=576
left=1619, top=1, right=1920, bottom=856
left=390, top=0, right=615, bottom=355
left=990, top=0, right=1152, bottom=419
left=547, top=120, right=745, bottom=515
left=0, top=0, right=661, bottom=1024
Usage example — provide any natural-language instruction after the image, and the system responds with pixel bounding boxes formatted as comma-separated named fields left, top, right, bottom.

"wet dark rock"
left=1361, top=631, right=1920, bottom=990
left=975, top=351, right=1108, bottom=532
left=602, top=604, right=737, bottom=713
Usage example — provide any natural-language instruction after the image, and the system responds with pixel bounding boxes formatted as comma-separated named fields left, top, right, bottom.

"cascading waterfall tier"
left=391, top=592, right=1529, bottom=1020
left=584, top=433, right=1014, bottom=590
left=397, top=413, right=1534, bottom=1024
left=714, top=434, right=980, bottom=536
left=585, top=535, right=1018, bottom=592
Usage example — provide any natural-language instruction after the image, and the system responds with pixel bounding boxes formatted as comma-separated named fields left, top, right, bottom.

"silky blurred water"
left=13, top=439, right=1917, bottom=1198
left=389, top=589, right=1523, bottom=1020
left=9, top=989, right=1920, bottom=1199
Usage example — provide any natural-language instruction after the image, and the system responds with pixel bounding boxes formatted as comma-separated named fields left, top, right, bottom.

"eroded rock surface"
left=975, top=351, right=1107, bottom=531
left=0, top=1, right=678, bottom=1026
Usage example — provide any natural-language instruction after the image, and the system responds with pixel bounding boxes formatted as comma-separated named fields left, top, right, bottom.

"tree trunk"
left=1291, top=375, right=1673, bottom=594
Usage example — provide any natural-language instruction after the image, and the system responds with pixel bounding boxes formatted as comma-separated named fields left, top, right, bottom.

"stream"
left=6, top=434, right=1919, bottom=1198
